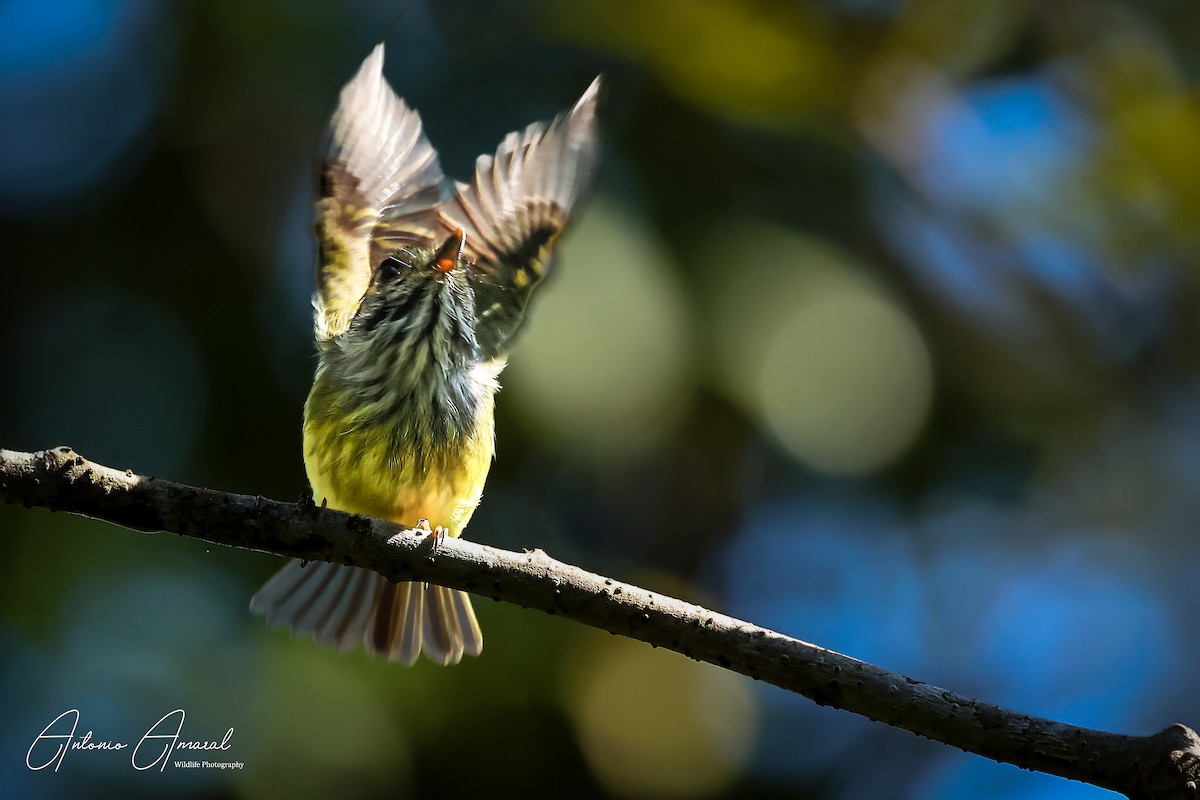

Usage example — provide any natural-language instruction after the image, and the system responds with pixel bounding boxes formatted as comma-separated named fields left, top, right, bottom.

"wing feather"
left=313, top=47, right=601, bottom=356
left=313, top=44, right=445, bottom=340
left=439, top=77, right=602, bottom=360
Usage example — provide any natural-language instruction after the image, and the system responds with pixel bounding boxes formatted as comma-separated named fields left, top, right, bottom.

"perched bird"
left=250, top=44, right=600, bottom=665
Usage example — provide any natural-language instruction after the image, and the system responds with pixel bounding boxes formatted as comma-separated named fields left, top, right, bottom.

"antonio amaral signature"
left=27, top=709, right=235, bottom=773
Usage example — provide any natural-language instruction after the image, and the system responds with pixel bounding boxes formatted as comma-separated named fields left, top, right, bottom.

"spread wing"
left=453, top=77, right=600, bottom=359
left=313, top=44, right=445, bottom=340
left=436, top=78, right=602, bottom=361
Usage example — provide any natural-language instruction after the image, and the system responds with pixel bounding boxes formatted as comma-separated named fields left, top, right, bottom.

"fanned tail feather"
left=250, top=559, right=482, bottom=665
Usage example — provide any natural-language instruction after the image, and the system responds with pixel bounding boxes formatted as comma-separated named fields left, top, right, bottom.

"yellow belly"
left=301, top=387, right=497, bottom=537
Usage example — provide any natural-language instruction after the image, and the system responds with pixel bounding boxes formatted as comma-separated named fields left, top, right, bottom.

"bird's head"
left=327, top=228, right=480, bottom=403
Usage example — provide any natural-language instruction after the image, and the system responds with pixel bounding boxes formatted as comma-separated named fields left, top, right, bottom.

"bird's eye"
left=378, top=256, right=404, bottom=281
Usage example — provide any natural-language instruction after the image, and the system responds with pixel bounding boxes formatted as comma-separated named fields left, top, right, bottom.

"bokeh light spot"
left=545, top=0, right=840, bottom=127
left=506, top=195, right=691, bottom=462
left=238, top=648, right=411, bottom=800
left=720, top=495, right=927, bottom=676
left=0, top=0, right=167, bottom=212
left=702, top=220, right=931, bottom=475
left=0, top=0, right=116, bottom=70
left=976, top=546, right=1179, bottom=727
left=565, top=634, right=758, bottom=799
left=916, top=750, right=1113, bottom=800
left=758, top=287, right=932, bottom=474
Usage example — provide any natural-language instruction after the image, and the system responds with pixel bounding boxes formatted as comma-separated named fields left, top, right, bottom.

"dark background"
left=4, top=1, right=1200, bottom=798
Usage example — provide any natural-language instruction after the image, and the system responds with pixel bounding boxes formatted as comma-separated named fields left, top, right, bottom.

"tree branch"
left=2, top=445, right=1197, bottom=798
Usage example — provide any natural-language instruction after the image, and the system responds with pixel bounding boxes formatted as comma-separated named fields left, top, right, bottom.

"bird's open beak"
left=432, top=228, right=466, bottom=273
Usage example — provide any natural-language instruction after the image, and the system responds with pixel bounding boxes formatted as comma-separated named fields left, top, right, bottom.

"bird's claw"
left=414, top=518, right=447, bottom=555
left=297, top=488, right=317, bottom=514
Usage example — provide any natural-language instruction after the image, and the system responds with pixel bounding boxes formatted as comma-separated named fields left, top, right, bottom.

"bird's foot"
left=297, top=487, right=317, bottom=515
left=414, top=518, right=448, bottom=555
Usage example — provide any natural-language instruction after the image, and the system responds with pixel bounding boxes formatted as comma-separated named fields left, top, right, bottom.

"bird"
left=249, top=44, right=600, bottom=665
